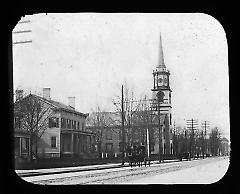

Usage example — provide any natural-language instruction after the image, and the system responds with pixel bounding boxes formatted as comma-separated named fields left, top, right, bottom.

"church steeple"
left=157, top=33, right=166, bottom=69
left=156, top=33, right=167, bottom=72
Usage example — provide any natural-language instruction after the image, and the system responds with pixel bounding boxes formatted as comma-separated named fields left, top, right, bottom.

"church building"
left=150, top=33, right=173, bottom=155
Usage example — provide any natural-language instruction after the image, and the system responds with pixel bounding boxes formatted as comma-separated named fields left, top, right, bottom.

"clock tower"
left=151, top=33, right=173, bottom=155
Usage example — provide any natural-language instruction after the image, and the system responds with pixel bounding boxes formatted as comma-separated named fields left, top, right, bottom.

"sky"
left=12, top=13, right=229, bottom=140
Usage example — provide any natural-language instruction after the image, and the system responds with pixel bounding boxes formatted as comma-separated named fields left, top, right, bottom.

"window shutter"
left=49, top=118, right=52, bottom=128
left=61, top=118, right=64, bottom=128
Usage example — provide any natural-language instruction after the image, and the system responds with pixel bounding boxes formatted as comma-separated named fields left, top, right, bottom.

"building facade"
left=86, top=111, right=169, bottom=158
left=219, top=137, right=230, bottom=156
left=14, top=88, right=97, bottom=161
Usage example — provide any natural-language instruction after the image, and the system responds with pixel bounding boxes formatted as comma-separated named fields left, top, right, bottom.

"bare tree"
left=172, top=125, right=183, bottom=156
left=209, top=127, right=221, bottom=156
left=131, top=96, right=156, bottom=148
left=196, top=129, right=205, bottom=158
left=86, top=105, right=119, bottom=158
left=112, top=81, right=142, bottom=147
left=14, top=94, right=53, bottom=162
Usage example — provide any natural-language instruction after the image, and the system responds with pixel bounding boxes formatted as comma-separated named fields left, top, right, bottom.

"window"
left=77, top=121, right=80, bottom=130
left=72, top=120, right=76, bottom=129
left=150, top=144, right=154, bottom=152
left=106, top=129, right=112, bottom=140
left=67, top=119, right=71, bottom=129
left=70, top=120, right=73, bottom=129
left=51, top=136, right=57, bottom=148
left=61, top=118, right=66, bottom=128
left=82, top=122, right=85, bottom=131
left=119, top=142, right=123, bottom=152
left=49, top=117, right=59, bottom=128
left=106, top=143, right=113, bottom=152
left=170, top=114, right=172, bottom=125
left=22, top=138, right=29, bottom=154
left=119, top=131, right=122, bottom=140
left=14, top=117, right=21, bottom=129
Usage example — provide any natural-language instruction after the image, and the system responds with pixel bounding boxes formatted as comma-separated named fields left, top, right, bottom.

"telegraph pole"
left=202, top=121, right=210, bottom=157
left=186, top=119, right=198, bottom=159
left=143, top=96, right=151, bottom=165
left=121, top=85, right=125, bottom=165
left=158, top=97, right=161, bottom=163
left=173, top=121, right=176, bottom=156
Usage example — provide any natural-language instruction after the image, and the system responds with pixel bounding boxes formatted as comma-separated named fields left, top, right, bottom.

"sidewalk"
left=16, top=160, right=167, bottom=177
left=16, top=162, right=125, bottom=177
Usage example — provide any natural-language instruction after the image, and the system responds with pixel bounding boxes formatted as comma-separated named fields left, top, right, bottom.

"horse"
left=127, top=145, right=148, bottom=167
left=178, top=152, right=190, bottom=161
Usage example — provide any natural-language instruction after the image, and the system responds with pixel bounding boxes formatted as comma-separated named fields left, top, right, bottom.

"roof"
left=15, top=94, right=88, bottom=117
left=86, top=111, right=167, bottom=127
left=220, top=137, right=229, bottom=142
left=86, top=111, right=122, bottom=127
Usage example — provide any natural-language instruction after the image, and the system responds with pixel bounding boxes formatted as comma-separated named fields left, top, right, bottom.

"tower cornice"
left=151, top=88, right=172, bottom=92
left=152, top=70, right=170, bottom=75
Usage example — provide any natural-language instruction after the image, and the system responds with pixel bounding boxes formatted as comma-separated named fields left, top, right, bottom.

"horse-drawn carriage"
left=126, top=145, right=150, bottom=167
left=178, top=152, right=190, bottom=161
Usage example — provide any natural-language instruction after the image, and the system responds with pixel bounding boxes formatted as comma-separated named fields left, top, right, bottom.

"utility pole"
left=186, top=119, right=198, bottom=159
left=121, top=85, right=125, bottom=165
left=145, top=97, right=151, bottom=166
left=158, top=98, right=161, bottom=163
left=173, top=121, right=176, bottom=156
left=202, top=121, right=210, bottom=157
left=146, top=127, right=150, bottom=165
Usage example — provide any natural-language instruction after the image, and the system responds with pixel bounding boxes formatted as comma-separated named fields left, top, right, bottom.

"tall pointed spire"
left=157, top=32, right=166, bottom=69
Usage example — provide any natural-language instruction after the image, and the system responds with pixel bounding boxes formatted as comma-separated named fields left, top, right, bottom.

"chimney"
left=68, top=97, right=75, bottom=109
left=43, top=88, right=51, bottom=100
left=15, top=89, right=23, bottom=101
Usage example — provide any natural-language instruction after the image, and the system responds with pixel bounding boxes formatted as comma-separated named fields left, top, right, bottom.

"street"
left=19, top=156, right=229, bottom=185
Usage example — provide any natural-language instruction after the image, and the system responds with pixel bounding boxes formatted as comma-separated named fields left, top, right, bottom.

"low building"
left=219, top=137, right=230, bottom=156
left=14, top=88, right=97, bottom=161
left=86, top=111, right=171, bottom=158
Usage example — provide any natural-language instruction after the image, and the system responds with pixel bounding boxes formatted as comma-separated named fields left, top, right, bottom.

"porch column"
left=28, top=138, right=30, bottom=158
left=89, top=136, right=91, bottom=151
left=80, top=135, right=82, bottom=152
left=88, top=135, right=90, bottom=152
left=19, top=137, right=22, bottom=157
left=71, top=133, right=74, bottom=155
left=77, top=134, right=79, bottom=155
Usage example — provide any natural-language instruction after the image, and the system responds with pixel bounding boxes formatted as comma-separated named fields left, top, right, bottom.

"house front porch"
left=60, top=130, right=97, bottom=159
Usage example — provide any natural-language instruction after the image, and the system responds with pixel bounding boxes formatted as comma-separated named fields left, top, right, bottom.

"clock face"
left=158, top=75, right=164, bottom=86
left=163, top=77, right=168, bottom=86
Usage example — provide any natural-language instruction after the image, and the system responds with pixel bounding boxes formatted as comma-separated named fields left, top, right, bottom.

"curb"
left=17, top=164, right=128, bottom=177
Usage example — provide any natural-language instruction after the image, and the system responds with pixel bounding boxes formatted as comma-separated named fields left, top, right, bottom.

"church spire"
left=157, top=33, right=166, bottom=69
